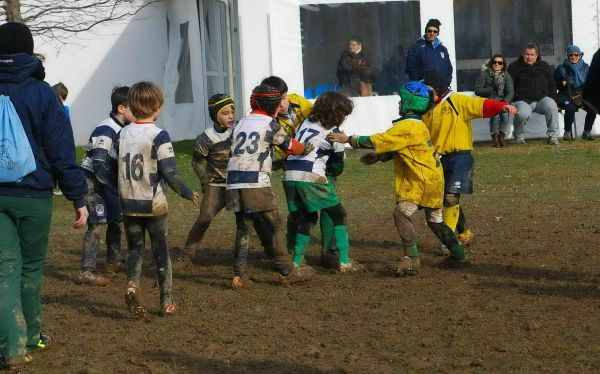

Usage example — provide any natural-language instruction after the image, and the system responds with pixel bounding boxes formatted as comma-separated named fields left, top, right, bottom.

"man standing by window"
left=406, top=19, right=453, bottom=84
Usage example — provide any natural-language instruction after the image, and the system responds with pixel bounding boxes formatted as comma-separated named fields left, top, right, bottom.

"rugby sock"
left=443, top=204, right=460, bottom=232
left=404, top=244, right=420, bottom=259
left=320, top=211, right=335, bottom=255
left=292, top=233, right=311, bottom=266
left=450, top=243, right=468, bottom=262
left=333, top=225, right=350, bottom=264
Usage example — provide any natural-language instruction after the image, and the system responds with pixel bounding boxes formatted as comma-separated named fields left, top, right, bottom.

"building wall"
left=35, top=4, right=168, bottom=145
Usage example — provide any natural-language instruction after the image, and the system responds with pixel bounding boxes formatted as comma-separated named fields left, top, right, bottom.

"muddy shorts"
left=84, top=174, right=122, bottom=224
left=440, top=151, right=474, bottom=194
left=225, top=187, right=278, bottom=213
left=283, top=180, right=339, bottom=213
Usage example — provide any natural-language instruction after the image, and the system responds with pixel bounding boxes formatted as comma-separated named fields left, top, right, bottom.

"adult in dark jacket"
left=0, top=22, right=88, bottom=370
left=555, top=45, right=597, bottom=140
left=474, top=54, right=514, bottom=147
left=583, top=48, right=600, bottom=116
left=336, top=35, right=372, bottom=96
left=405, top=19, right=453, bottom=84
left=508, top=42, right=559, bottom=145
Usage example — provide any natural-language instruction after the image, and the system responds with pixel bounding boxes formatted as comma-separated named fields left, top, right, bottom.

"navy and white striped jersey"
left=226, top=113, right=292, bottom=189
left=192, top=125, right=233, bottom=187
left=116, top=123, right=177, bottom=216
left=81, top=114, right=124, bottom=184
left=284, top=120, right=345, bottom=184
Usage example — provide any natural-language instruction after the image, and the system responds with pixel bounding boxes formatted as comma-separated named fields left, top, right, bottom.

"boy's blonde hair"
left=128, top=81, right=164, bottom=119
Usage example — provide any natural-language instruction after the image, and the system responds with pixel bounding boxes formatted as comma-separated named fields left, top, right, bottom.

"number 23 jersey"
left=227, top=113, right=292, bottom=189
left=116, top=123, right=177, bottom=216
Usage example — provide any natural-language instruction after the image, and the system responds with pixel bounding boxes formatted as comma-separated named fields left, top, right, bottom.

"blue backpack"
left=0, top=79, right=36, bottom=183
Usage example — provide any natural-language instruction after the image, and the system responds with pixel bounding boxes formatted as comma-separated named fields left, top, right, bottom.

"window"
left=454, top=0, right=572, bottom=91
left=175, top=22, right=194, bottom=103
left=300, top=1, right=421, bottom=97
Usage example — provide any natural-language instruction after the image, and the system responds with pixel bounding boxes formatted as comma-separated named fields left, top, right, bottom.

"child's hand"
left=502, top=104, right=517, bottom=116
left=192, top=192, right=201, bottom=207
left=301, top=141, right=315, bottom=155
left=327, top=132, right=349, bottom=144
left=73, top=206, right=89, bottom=229
left=360, top=152, right=379, bottom=165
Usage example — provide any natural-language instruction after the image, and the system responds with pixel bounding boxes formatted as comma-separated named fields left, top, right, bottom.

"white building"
left=35, top=0, right=600, bottom=145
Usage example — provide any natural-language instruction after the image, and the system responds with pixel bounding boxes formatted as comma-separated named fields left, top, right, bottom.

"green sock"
left=292, top=233, right=311, bottom=266
left=320, top=210, right=335, bottom=255
left=333, top=225, right=350, bottom=264
left=404, top=244, right=420, bottom=259
left=450, top=243, right=468, bottom=262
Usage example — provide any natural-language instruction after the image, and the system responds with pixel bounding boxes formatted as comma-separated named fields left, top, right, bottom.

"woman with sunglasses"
left=405, top=18, right=453, bottom=84
left=554, top=45, right=597, bottom=140
left=474, top=54, right=514, bottom=147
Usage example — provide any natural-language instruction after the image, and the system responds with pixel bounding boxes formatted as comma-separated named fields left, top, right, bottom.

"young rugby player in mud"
left=283, top=91, right=364, bottom=272
left=422, top=69, right=517, bottom=254
left=328, top=81, right=467, bottom=275
left=183, top=94, right=274, bottom=261
left=225, top=84, right=315, bottom=288
left=116, top=82, right=200, bottom=317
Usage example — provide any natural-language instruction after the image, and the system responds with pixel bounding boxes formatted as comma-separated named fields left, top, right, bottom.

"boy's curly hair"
left=308, top=91, right=353, bottom=129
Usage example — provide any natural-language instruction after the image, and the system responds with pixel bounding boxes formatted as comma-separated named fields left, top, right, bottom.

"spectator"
left=405, top=19, right=453, bottom=84
left=52, top=82, right=70, bottom=118
left=555, top=45, right=597, bottom=140
left=583, top=48, right=600, bottom=115
left=336, top=35, right=373, bottom=97
left=475, top=54, right=514, bottom=147
left=508, top=42, right=560, bottom=145
left=0, top=22, right=88, bottom=370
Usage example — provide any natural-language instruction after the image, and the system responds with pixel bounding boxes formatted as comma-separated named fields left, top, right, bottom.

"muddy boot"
left=457, top=229, right=474, bottom=247
left=78, top=269, right=111, bottom=286
left=279, top=264, right=315, bottom=286
left=231, top=275, right=254, bottom=289
left=491, top=132, right=499, bottom=147
left=390, top=244, right=420, bottom=276
left=498, top=131, right=506, bottom=147
left=125, top=281, right=147, bottom=318
left=104, top=261, right=123, bottom=275
left=338, top=259, right=366, bottom=273
left=389, top=256, right=421, bottom=276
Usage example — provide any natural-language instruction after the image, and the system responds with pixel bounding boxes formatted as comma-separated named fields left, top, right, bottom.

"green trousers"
left=0, top=196, right=52, bottom=360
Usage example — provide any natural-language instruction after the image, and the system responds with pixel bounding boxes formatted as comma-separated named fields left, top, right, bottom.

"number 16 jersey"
left=116, top=123, right=177, bottom=216
left=227, top=113, right=292, bottom=189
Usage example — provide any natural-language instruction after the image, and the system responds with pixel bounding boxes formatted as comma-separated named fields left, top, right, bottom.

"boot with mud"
left=125, top=281, right=147, bottom=318
left=320, top=249, right=339, bottom=269
left=104, top=261, right=123, bottom=275
left=231, top=275, right=254, bottom=289
left=78, top=269, right=111, bottom=286
left=1, top=354, right=33, bottom=372
left=161, top=303, right=177, bottom=316
left=339, top=259, right=366, bottom=273
left=279, top=264, right=315, bottom=286
left=457, top=229, right=474, bottom=247
left=498, top=131, right=506, bottom=147
left=390, top=244, right=421, bottom=276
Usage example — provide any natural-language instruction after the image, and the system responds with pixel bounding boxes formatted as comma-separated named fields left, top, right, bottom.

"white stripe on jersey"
left=284, top=120, right=344, bottom=183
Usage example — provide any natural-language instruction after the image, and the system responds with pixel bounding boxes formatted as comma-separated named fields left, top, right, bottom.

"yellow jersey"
left=370, top=117, right=444, bottom=208
left=274, top=94, right=313, bottom=157
left=421, top=93, right=485, bottom=155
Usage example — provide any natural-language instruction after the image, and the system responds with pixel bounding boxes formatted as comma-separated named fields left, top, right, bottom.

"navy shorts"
left=440, top=151, right=474, bottom=194
left=84, top=173, right=122, bottom=224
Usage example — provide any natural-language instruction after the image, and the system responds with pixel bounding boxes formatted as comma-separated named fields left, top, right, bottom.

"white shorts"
left=396, top=201, right=443, bottom=223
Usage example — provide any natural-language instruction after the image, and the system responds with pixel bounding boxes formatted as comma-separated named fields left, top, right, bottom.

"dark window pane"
left=454, top=0, right=491, bottom=60
left=300, top=2, right=420, bottom=97
left=175, top=22, right=194, bottom=104
left=457, top=69, right=481, bottom=92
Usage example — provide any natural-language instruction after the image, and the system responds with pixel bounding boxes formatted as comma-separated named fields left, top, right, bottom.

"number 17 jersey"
left=227, top=113, right=292, bottom=189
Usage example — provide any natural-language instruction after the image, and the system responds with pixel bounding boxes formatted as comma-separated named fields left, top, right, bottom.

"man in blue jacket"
left=0, top=22, right=88, bottom=370
left=405, top=19, right=453, bottom=84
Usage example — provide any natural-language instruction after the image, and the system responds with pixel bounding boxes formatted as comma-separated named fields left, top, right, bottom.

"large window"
left=300, top=1, right=421, bottom=97
left=454, top=0, right=572, bottom=91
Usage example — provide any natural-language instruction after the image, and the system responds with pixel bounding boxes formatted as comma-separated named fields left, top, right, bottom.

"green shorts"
left=283, top=180, right=339, bottom=213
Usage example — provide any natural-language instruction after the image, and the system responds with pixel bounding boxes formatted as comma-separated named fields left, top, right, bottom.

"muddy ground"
left=19, top=141, right=600, bottom=373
